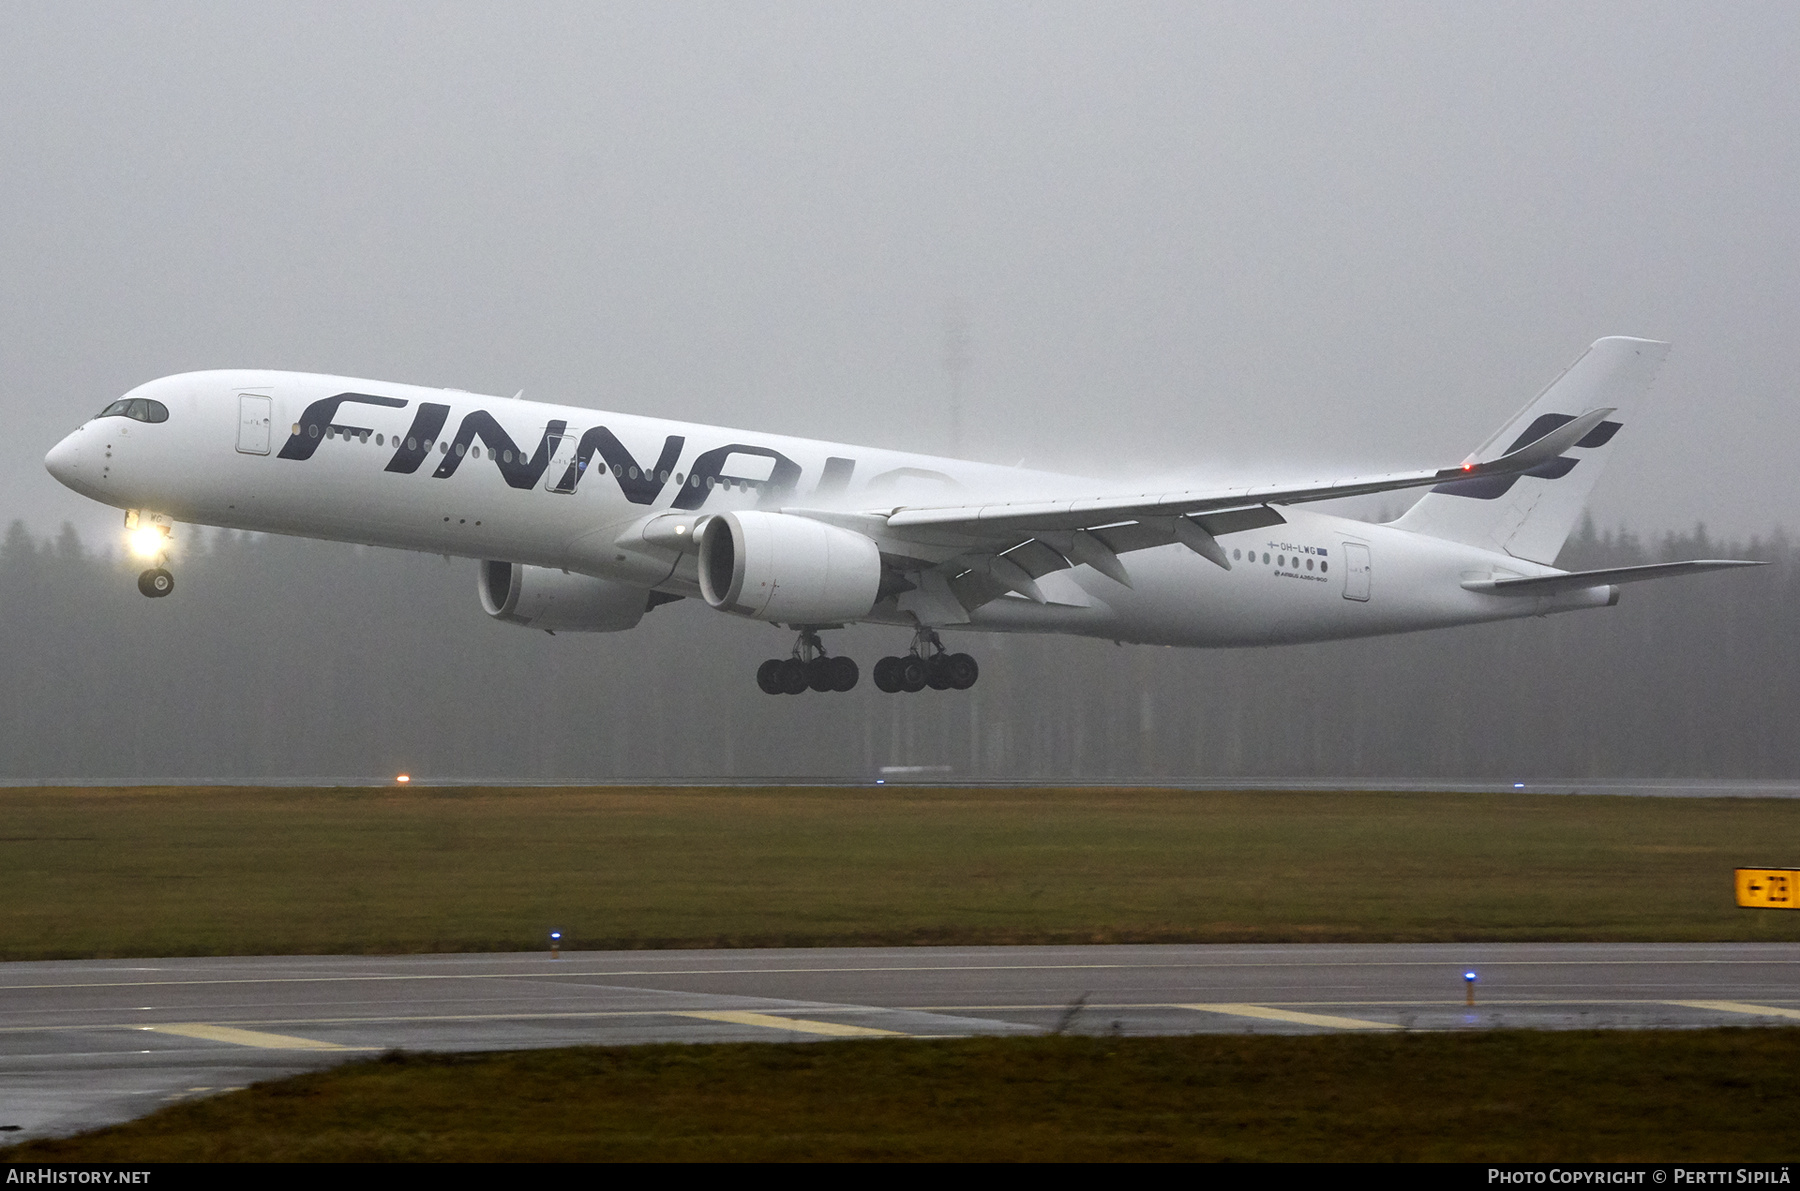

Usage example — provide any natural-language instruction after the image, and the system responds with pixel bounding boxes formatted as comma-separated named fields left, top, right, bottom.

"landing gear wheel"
left=925, top=655, right=953, bottom=690
left=873, top=656, right=902, bottom=693
left=760, top=628, right=861, bottom=694
left=945, top=653, right=979, bottom=690
left=777, top=658, right=810, bottom=695
left=898, top=655, right=928, bottom=693
left=137, top=568, right=174, bottom=598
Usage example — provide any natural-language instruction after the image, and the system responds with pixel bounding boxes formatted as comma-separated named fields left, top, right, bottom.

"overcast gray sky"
left=5, top=1, right=1796, bottom=547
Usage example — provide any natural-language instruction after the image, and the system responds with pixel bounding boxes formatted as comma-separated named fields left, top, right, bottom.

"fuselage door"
left=236, top=394, right=272, bottom=455
left=543, top=433, right=578, bottom=493
left=1342, top=541, right=1371, bottom=601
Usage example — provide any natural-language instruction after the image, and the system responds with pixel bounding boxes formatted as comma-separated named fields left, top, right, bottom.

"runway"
left=4, top=941, right=1799, bottom=1141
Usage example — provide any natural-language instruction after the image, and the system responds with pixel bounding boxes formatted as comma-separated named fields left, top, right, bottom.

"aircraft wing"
left=801, top=405, right=1617, bottom=605
left=885, top=405, right=1612, bottom=537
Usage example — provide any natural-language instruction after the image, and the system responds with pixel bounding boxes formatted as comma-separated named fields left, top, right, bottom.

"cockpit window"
left=97, top=398, right=170, bottom=423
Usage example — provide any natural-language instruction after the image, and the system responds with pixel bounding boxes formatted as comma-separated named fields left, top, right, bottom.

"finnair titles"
left=45, top=337, right=1760, bottom=694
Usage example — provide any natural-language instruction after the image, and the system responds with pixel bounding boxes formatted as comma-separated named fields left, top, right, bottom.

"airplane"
left=43, top=336, right=1761, bottom=694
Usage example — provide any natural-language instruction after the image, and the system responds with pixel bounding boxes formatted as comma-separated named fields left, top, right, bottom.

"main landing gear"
left=753, top=628, right=979, bottom=694
left=757, top=629, right=859, bottom=695
left=872, top=628, right=978, bottom=694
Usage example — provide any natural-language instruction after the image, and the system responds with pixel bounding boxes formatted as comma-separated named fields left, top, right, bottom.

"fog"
left=7, top=5, right=1799, bottom=535
left=2, top=5, right=1794, bottom=779
left=1, top=518, right=1791, bottom=782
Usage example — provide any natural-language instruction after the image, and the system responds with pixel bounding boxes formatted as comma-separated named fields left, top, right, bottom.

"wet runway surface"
left=5, top=941, right=1798, bottom=1140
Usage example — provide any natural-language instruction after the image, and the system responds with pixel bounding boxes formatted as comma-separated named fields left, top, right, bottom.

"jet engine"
left=697, top=510, right=882, bottom=624
left=478, top=561, right=654, bottom=632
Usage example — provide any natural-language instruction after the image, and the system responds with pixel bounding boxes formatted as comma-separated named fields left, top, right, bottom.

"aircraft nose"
left=44, top=429, right=84, bottom=487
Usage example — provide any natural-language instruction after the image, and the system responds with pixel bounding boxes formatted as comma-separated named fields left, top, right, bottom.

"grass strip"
left=7, top=1029, right=1799, bottom=1162
left=3, top=785, right=1799, bottom=959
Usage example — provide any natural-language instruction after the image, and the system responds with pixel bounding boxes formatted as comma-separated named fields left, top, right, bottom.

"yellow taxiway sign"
left=1736, top=868, right=1798, bottom=909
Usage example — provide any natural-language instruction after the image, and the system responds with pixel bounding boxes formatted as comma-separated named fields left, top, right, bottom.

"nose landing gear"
left=126, top=512, right=175, bottom=598
left=873, top=629, right=978, bottom=693
left=136, top=567, right=174, bottom=598
left=757, top=629, right=859, bottom=695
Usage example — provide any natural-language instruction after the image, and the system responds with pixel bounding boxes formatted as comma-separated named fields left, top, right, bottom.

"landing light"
left=395, top=773, right=411, bottom=784
left=128, top=527, right=166, bottom=559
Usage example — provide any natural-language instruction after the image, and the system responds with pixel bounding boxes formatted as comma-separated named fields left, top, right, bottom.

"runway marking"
left=1178, top=1003, right=1400, bottom=1030
left=140, top=1023, right=369, bottom=1051
left=5, top=997, right=1799, bottom=1037
left=1667, top=1000, right=1800, bottom=1022
left=1, top=1007, right=910, bottom=1035
left=676, top=1011, right=901, bottom=1037
left=6, top=997, right=1798, bottom=1038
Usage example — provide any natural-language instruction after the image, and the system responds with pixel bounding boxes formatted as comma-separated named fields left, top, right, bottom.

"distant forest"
left=0, top=515, right=1791, bottom=782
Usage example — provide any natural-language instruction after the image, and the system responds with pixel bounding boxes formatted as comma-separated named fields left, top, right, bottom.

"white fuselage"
left=44, top=370, right=1608, bottom=647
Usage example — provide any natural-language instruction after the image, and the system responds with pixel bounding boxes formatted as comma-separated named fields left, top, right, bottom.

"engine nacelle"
left=478, top=561, right=652, bottom=632
left=697, top=510, right=882, bottom=624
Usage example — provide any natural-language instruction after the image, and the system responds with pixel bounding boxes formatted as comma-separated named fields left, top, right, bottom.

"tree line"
left=0, top=515, right=1791, bottom=781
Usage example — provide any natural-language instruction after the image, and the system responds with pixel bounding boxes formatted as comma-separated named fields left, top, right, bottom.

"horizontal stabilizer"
left=1461, top=559, right=1766, bottom=596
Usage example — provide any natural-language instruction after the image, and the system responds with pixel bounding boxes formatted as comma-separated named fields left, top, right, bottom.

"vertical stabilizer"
left=1392, top=337, right=1668, bottom=564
